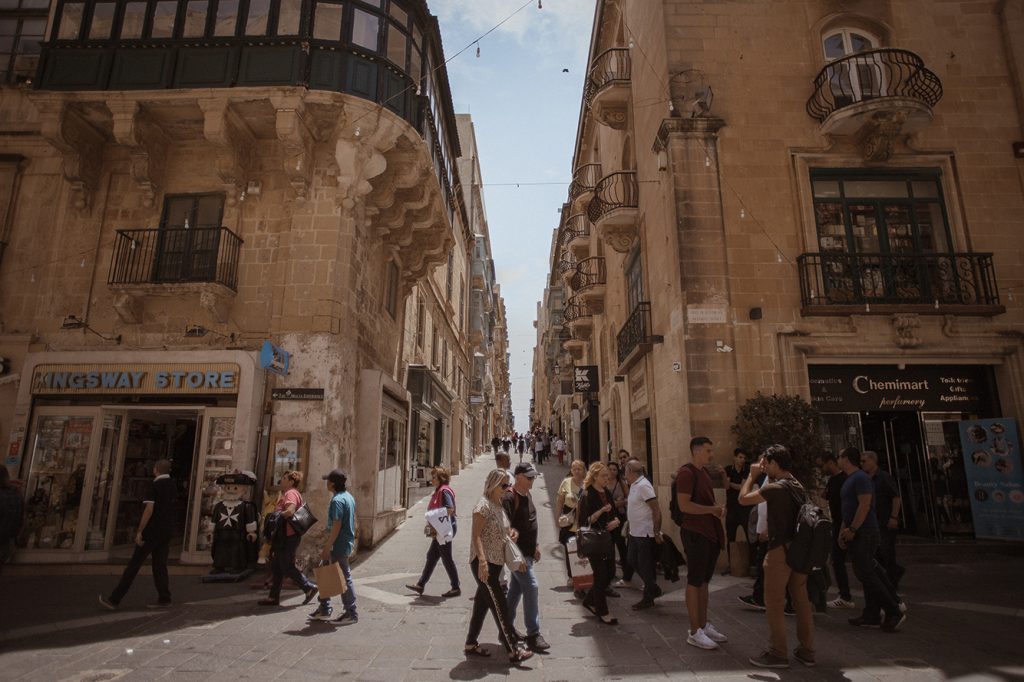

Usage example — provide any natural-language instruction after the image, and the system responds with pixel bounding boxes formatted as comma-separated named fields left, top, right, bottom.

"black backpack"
left=782, top=480, right=832, bottom=574
left=669, top=464, right=698, bottom=527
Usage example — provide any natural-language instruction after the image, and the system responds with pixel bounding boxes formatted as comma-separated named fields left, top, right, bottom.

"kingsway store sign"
left=31, top=363, right=240, bottom=395
left=809, top=364, right=993, bottom=413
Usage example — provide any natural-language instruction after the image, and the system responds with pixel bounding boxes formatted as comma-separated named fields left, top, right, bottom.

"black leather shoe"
left=632, top=599, right=655, bottom=611
left=526, top=634, right=550, bottom=651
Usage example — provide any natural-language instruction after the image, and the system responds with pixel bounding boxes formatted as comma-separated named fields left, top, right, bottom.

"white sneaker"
left=686, top=628, right=719, bottom=650
left=828, top=597, right=855, bottom=609
left=703, top=622, right=728, bottom=643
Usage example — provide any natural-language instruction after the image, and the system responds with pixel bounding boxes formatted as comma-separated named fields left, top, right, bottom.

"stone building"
left=0, top=0, right=506, bottom=563
left=534, top=0, right=1024, bottom=541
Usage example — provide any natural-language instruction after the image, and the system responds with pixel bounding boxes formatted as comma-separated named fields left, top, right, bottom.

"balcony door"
left=154, top=194, right=224, bottom=283
left=822, top=29, right=883, bottom=106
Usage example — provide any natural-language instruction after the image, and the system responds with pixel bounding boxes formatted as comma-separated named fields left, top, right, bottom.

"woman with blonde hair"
left=555, top=459, right=586, bottom=585
left=464, top=469, right=532, bottom=664
left=578, top=461, right=621, bottom=625
left=258, top=470, right=317, bottom=606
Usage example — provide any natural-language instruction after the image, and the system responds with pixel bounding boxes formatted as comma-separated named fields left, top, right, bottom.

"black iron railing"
left=587, top=47, right=631, bottom=105
left=570, top=257, right=606, bottom=292
left=797, top=252, right=1000, bottom=308
left=108, top=227, right=243, bottom=291
left=806, top=48, right=943, bottom=123
left=557, top=252, right=577, bottom=275
left=562, top=213, right=590, bottom=246
left=569, top=164, right=602, bottom=203
left=617, top=301, right=652, bottom=366
left=588, top=171, right=639, bottom=224
left=564, top=295, right=594, bottom=324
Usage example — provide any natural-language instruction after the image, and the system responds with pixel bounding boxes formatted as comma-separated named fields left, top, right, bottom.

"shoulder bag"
left=504, top=535, right=526, bottom=572
left=289, top=502, right=318, bottom=535
left=575, top=492, right=612, bottom=559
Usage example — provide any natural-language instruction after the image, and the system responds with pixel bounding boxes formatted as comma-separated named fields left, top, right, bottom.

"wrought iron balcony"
left=557, top=251, right=577, bottom=280
left=797, top=251, right=1004, bottom=315
left=108, top=227, right=243, bottom=291
left=570, top=257, right=606, bottom=293
left=562, top=213, right=591, bottom=258
left=586, top=48, right=631, bottom=128
left=806, top=48, right=942, bottom=140
left=617, top=301, right=661, bottom=368
left=569, top=164, right=602, bottom=206
left=563, top=295, right=594, bottom=325
left=588, top=171, right=639, bottom=252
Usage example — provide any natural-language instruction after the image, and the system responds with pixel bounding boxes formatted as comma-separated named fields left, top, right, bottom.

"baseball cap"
left=322, top=468, right=348, bottom=486
left=513, top=463, right=538, bottom=478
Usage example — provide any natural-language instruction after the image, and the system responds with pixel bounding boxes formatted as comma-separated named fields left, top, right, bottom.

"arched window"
left=822, top=29, right=878, bottom=61
left=821, top=28, right=884, bottom=105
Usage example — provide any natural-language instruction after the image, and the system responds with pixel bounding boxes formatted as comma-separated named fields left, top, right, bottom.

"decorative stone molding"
left=652, top=116, right=727, bottom=152
left=109, top=101, right=169, bottom=208
left=112, top=292, right=143, bottom=325
left=199, top=99, right=257, bottom=206
left=597, top=104, right=628, bottom=130
left=34, top=100, right=105, bottom=212
left=858, top=110, right=908, bottom=162
left=599, top=223, right=637, bottom=253
left=892, top=313, right=922, bottom=348
left=270, top=97, right=315, bottom=201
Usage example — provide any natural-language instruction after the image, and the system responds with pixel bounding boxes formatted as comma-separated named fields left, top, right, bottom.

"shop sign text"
left=809, top=364, right=992, bottom=413
left=31, top=363, right=240, bottom=395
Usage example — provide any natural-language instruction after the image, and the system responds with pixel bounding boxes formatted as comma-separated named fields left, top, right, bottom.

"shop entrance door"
left=919, top=412, right=974, bottom=538
left=862, top=411, right=937, bottom=539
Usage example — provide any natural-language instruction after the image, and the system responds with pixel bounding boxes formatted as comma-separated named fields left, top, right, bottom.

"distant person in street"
left=99, top=459, right=176, bottom=610
left=625, top=459, right=663, bottom=610
left=0, top=467, right=24, bottom=570
left=838, top=447, right=905, bottom=632
left=676, top=437, right=728, bottom=650
left=554, top=437, right=567, bottom=465
left=738, top=470, right=770, bottom=611
left=862, top=451, right=905, bottom=590
left=495, top=451, right=515, bottom=488
left=464, top=469, right=532, bottom=664
left=818, top=453, right=854, bottom=609
left=533, top=436, right=544, bottom=464
left=258, top=470, right=318, bottom=607
left=617, top=449, right=630, bottom=472
left=407, top=467, right=460, bottom=599
left=606, top=461, right=632, bottom=587
left=517, top=437, right=526, bottom=461
left=555, top=460, right=586, bottom=585
left=722, top=448, right=752, bottom=572
left=740, top=446, right=815, bottom=669
left=578, top=462, right=620, bottom=626
left=502, top=463, right=550, bottom=653
left=491, top=436, right=501, bottom=454
left=310, top=468, right=358, bottom=624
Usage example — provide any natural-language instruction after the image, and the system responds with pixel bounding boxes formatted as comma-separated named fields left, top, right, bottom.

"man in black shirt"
left=99, top=458, right=175, bottom=609
left=862, top=451, right=905, bottom=590
left=502, top=463, right=549, bottom=652
left=818, top=453, right=853, bottom=608
left=722, top=448, right=752, bottom=572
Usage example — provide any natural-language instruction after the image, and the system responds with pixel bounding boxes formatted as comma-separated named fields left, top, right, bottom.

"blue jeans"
left=506, top=556, right=540, bottom=636
left=319, top=552, right=357, bottom=616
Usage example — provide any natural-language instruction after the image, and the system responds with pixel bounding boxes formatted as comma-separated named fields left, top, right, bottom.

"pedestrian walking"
left=0, top=467, right=24, bottom=571
left=739, top=446, right=815, bottom=669
left=818, top=453, right=854, bottom=609
left=495, top=451, right=515, bottom=487
left=502, top=463, right=551, bottom=652
left=722, top=448, right=753, bottom=572
left=407, top=466, right=461, bottom=598
left=737, top=472, right=770, bottom=610
left=533, top=436, right=544, bottom=464
left=464, top=469, right=533, bottom=664
left=606, top=461, right=632, bottom=587
left=676, top=437, right=728, bottom=650
left=624, top=459, right=663, bottom=610
left=491, top=436, right=501, bottom=454
left=258, top=470, right=318, bottom=606
left=554, top=436, right=567, bottom=465
left=862, top=451, right=905, bottom=590
left=555, top=460, right=585, bottom=585
left=837, top=447, right=906, bottom=632
left=517, top=438, right=525, bottom=461
left=98, top=459, right=175, bottom=610
left=310, top=468, right=358, bottom=624
left=578, top=461, right=620, bottom=626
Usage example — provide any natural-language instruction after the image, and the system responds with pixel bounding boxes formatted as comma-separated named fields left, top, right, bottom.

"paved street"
left=2, top=453, right=1024, bottom=681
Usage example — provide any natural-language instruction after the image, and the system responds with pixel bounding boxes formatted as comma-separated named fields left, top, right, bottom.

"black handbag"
left=289, top=503, right=318, bottom=535
left=577, top=527, right=612, bottom=559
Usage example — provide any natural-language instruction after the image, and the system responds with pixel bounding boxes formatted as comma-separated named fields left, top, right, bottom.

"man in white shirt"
left=625, top=459, right=663, bottom=610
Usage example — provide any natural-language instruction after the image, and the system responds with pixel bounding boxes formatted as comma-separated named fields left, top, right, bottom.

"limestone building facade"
left=0, top=0, right=508, bottom=563
left=534, top=0, right=1024, bottom=541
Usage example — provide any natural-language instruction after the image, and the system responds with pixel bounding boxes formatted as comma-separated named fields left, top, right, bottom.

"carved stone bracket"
left=271, top=98, right=316, bottom=201
left=34, top=100, right=105, bottom=212
left=599, top=223, right=637, bottom=253
left=199, top=99, right=257, bottom=206
left=892, top=313, right=922, bottom=348
left=653, top=116, right=727, bottom=152
left=109, top=101, right=169, bottom=208
left=596, top=102, right=628, bottom=130
left=858, top=110, right=908, bottom=162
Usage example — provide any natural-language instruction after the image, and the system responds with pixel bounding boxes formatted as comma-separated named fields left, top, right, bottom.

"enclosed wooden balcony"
left=587, top=170, right=639, bottom=253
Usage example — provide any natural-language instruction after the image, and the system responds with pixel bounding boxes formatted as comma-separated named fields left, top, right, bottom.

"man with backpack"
left=739, top=446, right=816, bottom=669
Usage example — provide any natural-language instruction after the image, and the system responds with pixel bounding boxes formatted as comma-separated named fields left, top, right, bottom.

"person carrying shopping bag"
left=408, top=467, right=461, bottom=598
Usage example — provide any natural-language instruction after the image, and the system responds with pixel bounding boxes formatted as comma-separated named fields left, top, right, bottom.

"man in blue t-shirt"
left=837, top=447, right=903, bottom=632
left=310, top=468, right=358, bottom=624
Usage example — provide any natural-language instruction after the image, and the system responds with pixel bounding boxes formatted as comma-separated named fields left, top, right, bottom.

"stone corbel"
left=109, top=101, right=169, bottom=208
left=858, top=111, right=907, bottom=162
left=35, top=100, right=105, bottom=212
left=199, top=99, right=257, bottom=206
left=112, top=292, right=143, bottom=325
left=892, top=313, right=921, bottom=348
left=599, top=223, right=638, bottom=253
left=271, top=98, right=315, bottom=202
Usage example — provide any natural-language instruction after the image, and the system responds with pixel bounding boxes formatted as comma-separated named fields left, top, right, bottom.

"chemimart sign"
left=31, top=363, right=240, bottom=395
left=809, top=364, right=994, bottom=412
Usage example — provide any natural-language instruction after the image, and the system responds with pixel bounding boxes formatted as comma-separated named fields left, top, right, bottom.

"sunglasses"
left=500, top=483, right=511, bottom=490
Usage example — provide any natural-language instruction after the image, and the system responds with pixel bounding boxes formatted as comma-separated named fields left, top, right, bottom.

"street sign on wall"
left=573, top=365, right=598, bottom=393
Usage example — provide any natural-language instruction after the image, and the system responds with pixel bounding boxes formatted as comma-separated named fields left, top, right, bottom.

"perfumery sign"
left=31, top=364, right=240, bottom=395
left=809, top=365, right=993, bottom=412
left=959, top=418, right=1024, bottom=541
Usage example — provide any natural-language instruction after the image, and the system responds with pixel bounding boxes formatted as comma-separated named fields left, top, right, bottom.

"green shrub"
left=731, top=393, right=825, bottom=482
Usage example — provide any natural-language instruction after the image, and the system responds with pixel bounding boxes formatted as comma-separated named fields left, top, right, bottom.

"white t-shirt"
left=627, top=475, right=657, bottom=537
left=555, top=439, right=566, bottom=451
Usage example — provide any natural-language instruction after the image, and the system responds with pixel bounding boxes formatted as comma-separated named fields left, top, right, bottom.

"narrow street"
left=1, top=453, right=1023, bottom=681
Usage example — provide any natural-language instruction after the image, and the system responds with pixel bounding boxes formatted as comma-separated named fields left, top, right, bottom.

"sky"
left=430, top=0, right=597, bottom=431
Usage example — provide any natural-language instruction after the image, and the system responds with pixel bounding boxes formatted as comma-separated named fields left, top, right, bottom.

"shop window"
left=0, top=14, right=44, bottom=83
left=276, top=0, right=300, bottom=34
left=120, top=0, right=146, bottom=38
left=213, top=0, right=238, bottom=36
left=351, top=6, right=379, bottom=51
left=151, top=0, right=177, bottom=38
left=245, top=0, right=270, bottom=35
left=384, top=259, right=399, bottom=318
left=313, top=0, right=342, bottom=40
left=182, top=0, right=208, bottom=38
left=56, top=1, right=84, bottom=39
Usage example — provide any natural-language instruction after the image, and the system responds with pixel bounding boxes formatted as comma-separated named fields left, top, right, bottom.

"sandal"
left=509, top=646, right=534, bottom=664
left=464, top=644, right=491, bottom=658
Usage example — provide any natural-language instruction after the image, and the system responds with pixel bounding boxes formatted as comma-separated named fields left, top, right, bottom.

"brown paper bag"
left=314, top=562, right=348, bottom=598
left=729, top=541, right=750, bottom=577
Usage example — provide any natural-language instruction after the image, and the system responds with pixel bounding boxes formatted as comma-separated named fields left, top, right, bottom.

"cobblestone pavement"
left=2, top=452, right=1024, bottom=681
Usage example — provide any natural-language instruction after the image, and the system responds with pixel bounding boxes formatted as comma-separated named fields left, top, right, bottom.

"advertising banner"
left=959, top=418, right=1024, bottom=541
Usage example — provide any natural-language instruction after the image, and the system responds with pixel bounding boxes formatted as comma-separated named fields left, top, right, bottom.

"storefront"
left=809, top=363, right=1009, bottom=540
left=9, top=351, right=262, bottom=564
left=406, top=365, right=452, bottom=483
